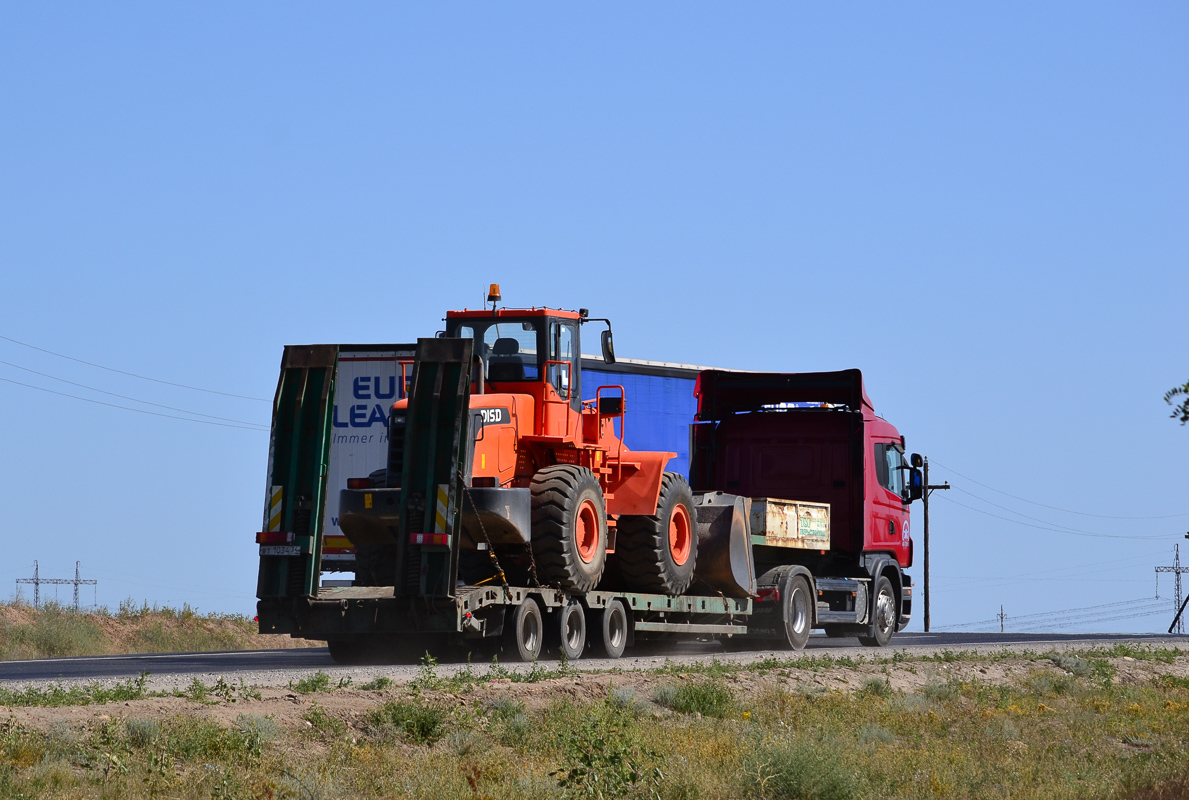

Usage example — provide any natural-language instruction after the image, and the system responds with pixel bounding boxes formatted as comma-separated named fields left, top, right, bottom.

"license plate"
left=259, top=545, right=302, bottom=556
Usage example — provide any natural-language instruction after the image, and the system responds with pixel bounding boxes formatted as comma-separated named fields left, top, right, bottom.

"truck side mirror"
left=904, top=467, right=924, bottom=503
left=601, top=329, right=616, bottom=365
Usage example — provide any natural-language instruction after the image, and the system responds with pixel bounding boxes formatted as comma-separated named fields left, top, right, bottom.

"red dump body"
left=690, top=369, right=912, bottom=568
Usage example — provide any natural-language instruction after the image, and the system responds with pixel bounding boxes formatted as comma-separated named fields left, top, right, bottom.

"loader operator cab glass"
left=453, top=320, right=541, bottom=382
left=448, top=316, right=582, bottom=409
left=548, top=321, right=577, bottom=400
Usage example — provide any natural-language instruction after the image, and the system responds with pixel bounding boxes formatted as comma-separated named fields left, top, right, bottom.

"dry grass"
left=2, top=649, right=1189, bottom=798
left=0, top=600, right=314, bottom=660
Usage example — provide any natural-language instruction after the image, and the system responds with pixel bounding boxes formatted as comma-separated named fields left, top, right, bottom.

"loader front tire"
left=614, top=472, right=697, bottom=595
left=530, top=465, right=607, bottom=592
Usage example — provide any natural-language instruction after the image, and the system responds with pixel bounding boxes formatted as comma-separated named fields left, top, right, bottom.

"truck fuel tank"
left=691, top=492, right=757, bottom=598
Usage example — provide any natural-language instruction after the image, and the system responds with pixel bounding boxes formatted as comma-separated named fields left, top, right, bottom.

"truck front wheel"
left=859, top=576, right=896, bottom=647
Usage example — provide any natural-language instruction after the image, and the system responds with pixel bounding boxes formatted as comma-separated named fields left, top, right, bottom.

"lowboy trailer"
left=256, top=293, right=926, bottom=662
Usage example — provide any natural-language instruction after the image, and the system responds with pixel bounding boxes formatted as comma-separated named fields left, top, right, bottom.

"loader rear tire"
left=614, top=473, right=697, bottom=595
left=530, top=465, right=607, bottom=593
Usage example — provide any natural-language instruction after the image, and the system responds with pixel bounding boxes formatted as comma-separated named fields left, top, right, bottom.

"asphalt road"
left=0, top=632, right=1181, bottom=686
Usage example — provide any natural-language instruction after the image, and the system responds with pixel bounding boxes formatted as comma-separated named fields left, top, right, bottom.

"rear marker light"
left=347, top=478, right=371, bottom=490
left=256, top=531, right=295, bottom=544
left=410, top=533, right=449, bottom=546
left=756, top=588, right=780, bottom=603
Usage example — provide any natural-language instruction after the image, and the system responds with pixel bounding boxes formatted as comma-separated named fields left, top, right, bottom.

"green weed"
left=303, top=703, right=347, bottom=737
left=552, top=709, right=662, bottom=799
left=0, top=672, right=148, bottom=708
left=653, top=677, right=734, bottom=718
left=290, top=671, right=332, bottom=694
left=368, top=698, right=448, bottom=745
left=741, top=737, right=857, bottom=800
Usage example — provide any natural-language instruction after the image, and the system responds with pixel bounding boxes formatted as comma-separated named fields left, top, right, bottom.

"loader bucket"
left=692, top=492, right=757, bottom=598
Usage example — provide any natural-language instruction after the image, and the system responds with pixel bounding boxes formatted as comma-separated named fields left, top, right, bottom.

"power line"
left=942, top=597, right=1163, bottom=630
left=934, top=552, right=1160, bottom=585
left=0, top=333, right=268, bottom=402
left=930, top=459, right=1189, bottom=520
left=936, top=494, right=1170, bottom=541
left=0, top=376, right=268, bottom=431
left=1015, top=606, right=1169, bottom=632
left=1008, top=597, right=1161, bottom=620
left=0, top=359, right=268, bottom=428
left=949, top=485, right=1146, bottom=535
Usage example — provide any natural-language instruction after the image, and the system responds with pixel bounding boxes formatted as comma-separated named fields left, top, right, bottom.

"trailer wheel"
left=592, top=599, right=628, bottom=659
left=614, top=473, right=698, bottom=595
left=778, top=574, right=812, bottom=651
left=327, top=638, right=369, bottom=665
left=859, top=576, right=896, bottom=647
left=530, top=465, right=607, bottom=592
left=553, top=602, right=587, bottom=661
left=504, top=598, right=544, bottom=662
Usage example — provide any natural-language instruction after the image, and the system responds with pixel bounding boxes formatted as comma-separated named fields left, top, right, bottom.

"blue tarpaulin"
left=584, top=369, right=698, bottom=479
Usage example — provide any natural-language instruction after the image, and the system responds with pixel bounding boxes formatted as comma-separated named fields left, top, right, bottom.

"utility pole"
left=71, top=562, right=97, bottom=612
left=1158, top=535, right=1189, bottom=635
left=922, top=457, right=950, bottom=633
left=16, top=561, right=41, bottom=607
left=997, top=605, right=1007, bottom=633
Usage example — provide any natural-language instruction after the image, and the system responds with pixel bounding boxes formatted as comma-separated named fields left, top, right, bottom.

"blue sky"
left=1, top=4, right=1185, bottom=632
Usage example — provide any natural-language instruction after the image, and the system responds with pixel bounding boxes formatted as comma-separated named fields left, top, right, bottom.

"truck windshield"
left=450, top=319, right=541, bottom=382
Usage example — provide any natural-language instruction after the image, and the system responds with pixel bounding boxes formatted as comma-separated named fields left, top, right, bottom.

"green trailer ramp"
left=256, top=345, right=337, bottom=606
left=395, top=336, right=474, bottom=598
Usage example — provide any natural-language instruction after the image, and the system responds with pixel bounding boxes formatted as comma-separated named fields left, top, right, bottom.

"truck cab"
left=690, top=368, right=922, bottom=644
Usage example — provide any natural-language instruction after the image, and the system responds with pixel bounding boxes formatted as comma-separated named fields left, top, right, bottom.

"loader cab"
left=445, top=309, right=583, bottom=412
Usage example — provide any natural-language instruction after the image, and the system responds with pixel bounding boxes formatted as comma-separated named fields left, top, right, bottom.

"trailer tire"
left=778, top=574, right=812, bottom=651
left=614, top=473, right=697, bottom=595
left=859, top=576, right=896, bottom=647
left=327, top=638, right=370, bottom=665
left=552, top=602, right=587, bottom=661
left=530, top=465, right=607, bottom=593
left=504, top=598, right=544, bottom=662
left=592, top=599, right=629, bottom=659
